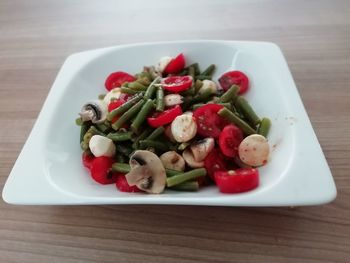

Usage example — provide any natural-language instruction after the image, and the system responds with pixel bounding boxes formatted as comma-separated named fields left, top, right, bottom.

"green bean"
left=218, top=108, right=256, bottom=135
left=178, top=142, right=190, bottom=151
left=108, top=93, right=144, bottom=121
left=235, top=96, right=261, bottom=127
left=181, top=86, right=196, bottom=96
left=136, top=71, right=153, bottom=82
left=156, top=87, right=165, bottom=112
left=170, top=181, right=199, bottom=191
left=128, top=81, right=147, bottom=91
left=88, top=126, right=105, bottom=136
left=195, top=75, right=212, bottom=80
left=115, top=154, right=126, bottom=163
left=178, top=69, right=188, bottom=76
left=188, top=63, right=200, bottom=75
left=115, top=143, right=133, bottom=157
left=132, top=127, right=153, bottom=149
left=191, top=89, right=213, bottom=104
left=131, top=99, right=154, bottom=132
left=218, top=85, right=240, bottom=103
left=165, top=169, right=182, bottom=177
left=112, top=100, right=145, bottom=130
left=257, top=117, right=271, bottom=138
left=96, top=123, right=110, bottom=133
left=80, top=141, right=89, bottom=151
left=80, top=122, right=91, bottom=143
left=76, top=117, right=83, bottom=126
left=166, top=168, right=207, bottom=187
left=144, top=77, right=160, bottom=100
left=139, top=140, right=169, bottom=152
left=188, top=66, right=195, bottom=79
left=98, top=94, right=106, bottom=100
left=194, top=79, right=203, bottom=93
left=146, top=126, right=165, bottom=140
left=107, top=131, right=133, bottom=141
left=112, top=163, right=131, bottom=173
left=120, top=87, right=138, bottom=95
left=201, top=64, right=215, bottom=77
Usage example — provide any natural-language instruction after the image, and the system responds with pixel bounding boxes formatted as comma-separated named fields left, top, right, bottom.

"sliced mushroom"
left=238, top=134, right=270, bottom=166
left=79, top=100, right=108, bottom=123
left=171, top=114, right=197, bottom=143
left=164, top=94, right=184, bottom=107
left=183, top=148, right=204, bottom=168
left=125, top=150, right=166, bottom=194
left=198, top=80, right=218, bottom=95
left=103, top=88, right=121, bottom=104
left=190, top=138, right=215, bottom=162
left=160, top=151, right=185, bottom=171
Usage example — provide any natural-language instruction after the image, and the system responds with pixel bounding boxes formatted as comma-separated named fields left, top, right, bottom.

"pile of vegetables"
left=76, top=53, right=271, bottom=194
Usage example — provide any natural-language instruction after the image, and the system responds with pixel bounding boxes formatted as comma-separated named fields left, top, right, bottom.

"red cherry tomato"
left=82, top=151, right=94, bottom=170
left=193, top=104, right=228, bottom=138
left=119, top=93, right=132, bottom=102
left=108, top=99, right=124, bottom=112
left=218, top=124, right=244, bottom=158
left=163, top=53, right=186, bottom=74
left=204, top=148, right=228, bottom=181
left=147, top=105, right=183, bottom=128
left=115, top=174, right=142, bottom=193
left=105, top=71, right=136, bottom=91
left=161, top=76, right=193, bottom=93
left=90, top=157, right=117, bottom=185
left=214, top=168, right=259, bottom=193
left=218, top=70, right=249, bottom=94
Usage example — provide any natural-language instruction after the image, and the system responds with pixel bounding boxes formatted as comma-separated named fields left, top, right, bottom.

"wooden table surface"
left=1, top=0, right=349, bottom=262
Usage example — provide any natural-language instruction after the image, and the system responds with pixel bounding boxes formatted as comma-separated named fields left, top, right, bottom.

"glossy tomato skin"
left=219, top=124, right=244, bottom=158
left=82, top=151, right=95, bottom=170
left=115, top=174, right=142, bottom=192
left=147, top=105, right=183, bottom=128
left=193, top=104, right=228, bottom=138
left=204, top=148, right=228, bottom=181
left=218, top=70, right=249, bottom=94
left=164, top=53, right=186, bottom=74
left=105, top=71, right=136, bottom=91
left=214, top=168, right=259, bottom=193
left=161, top=76, right=193, bottom=93
left=90, top=157, right=117, bottom=185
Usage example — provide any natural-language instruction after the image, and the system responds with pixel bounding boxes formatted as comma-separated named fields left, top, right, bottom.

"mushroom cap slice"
left=183, top=148, right=204, bottom=168
left=190, top=138, right=215, bottom=162
left=125, top=150, right=166, bottom=194
left=238, top=134, right=270, bottom=167
left=160, top=151, right=185, bottom=171
left=80, top=100, right=108, bottom=123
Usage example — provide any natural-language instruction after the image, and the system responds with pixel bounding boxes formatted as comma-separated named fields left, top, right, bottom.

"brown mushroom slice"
left=238, top=134, right=270, bottom=167
left=79, top=100, right=108, bottom=123
left=160, top=151, right=185, bottom=171
left=190, top=138, right=215, bottom=162
left=125, top=150, right=166, bottom=194
left=183, top=148, right=204, bottom=168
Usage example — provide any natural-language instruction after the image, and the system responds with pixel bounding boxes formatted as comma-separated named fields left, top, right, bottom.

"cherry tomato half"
left=116, top=174, right=142, bottom=193
left=204, top=148, right=228, bottom=181
left=161, top=76, right=193, bottom=93
left=90, top=156, right=117, bottom=185
left=193, top=104, right=228, bottom=138
left=218, top=70, right=249, bottom=94
left=105, top=71, right=136, bottom=91
left=108, top=99, right=124, bottom=112
left=147, top=105, right=183, bottom=128
left=82, top=151, right=95, bottom=170
left=214, top=168, right=259, bottom=193
left=163, top=53, right=186, bottom=74
left=219, top=124, right=244, bottom=158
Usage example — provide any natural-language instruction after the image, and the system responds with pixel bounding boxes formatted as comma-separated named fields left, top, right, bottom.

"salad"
left=76, top=53, right=271, bottom=194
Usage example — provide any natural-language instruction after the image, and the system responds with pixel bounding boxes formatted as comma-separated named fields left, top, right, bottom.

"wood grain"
left=0, top=0, right=349, bottom=262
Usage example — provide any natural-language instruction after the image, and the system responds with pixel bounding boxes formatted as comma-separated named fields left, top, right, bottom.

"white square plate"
left=2, top=40, right=336, bottom=206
